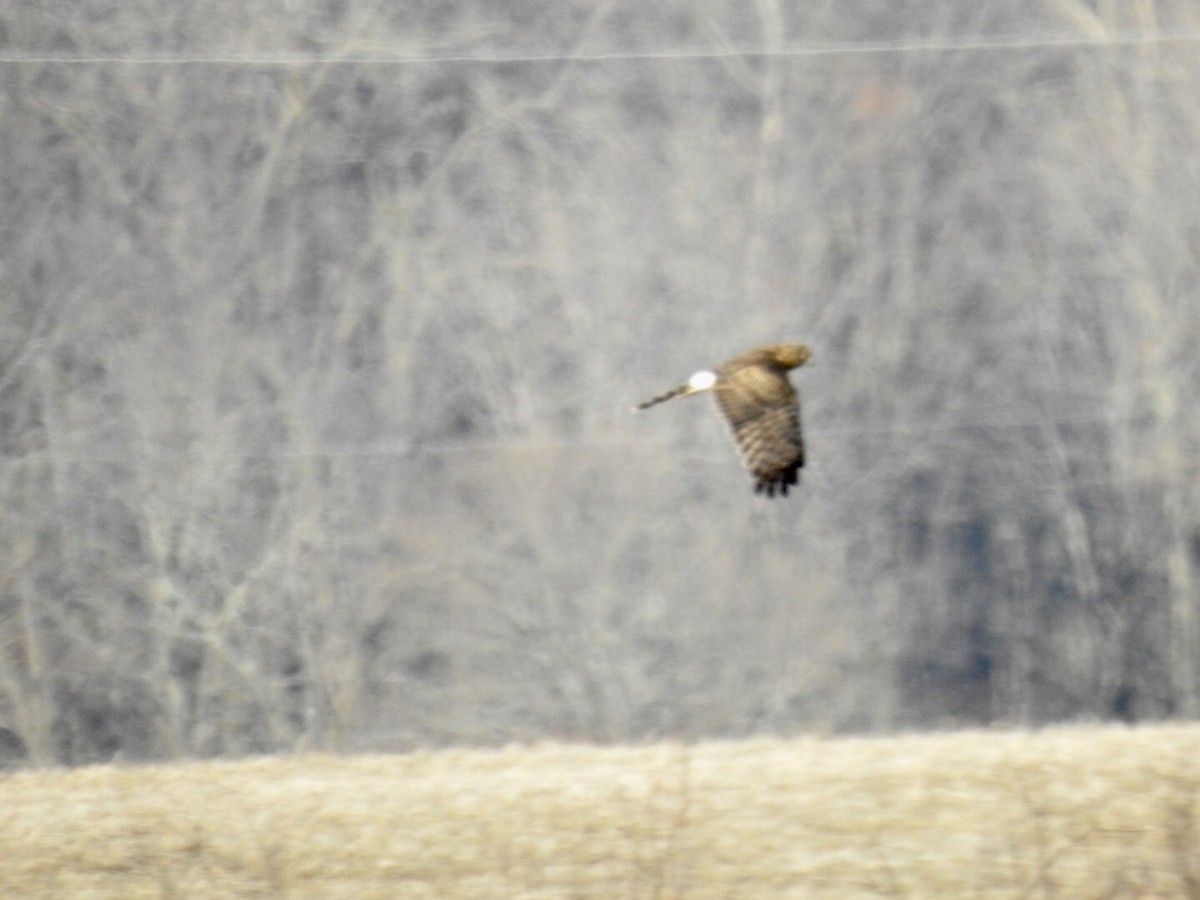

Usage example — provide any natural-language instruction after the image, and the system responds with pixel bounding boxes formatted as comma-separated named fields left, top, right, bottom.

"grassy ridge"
left=3, top=724, right=1200, bottom=897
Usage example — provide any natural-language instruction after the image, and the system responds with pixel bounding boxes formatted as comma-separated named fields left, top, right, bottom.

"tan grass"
left=3, top=724, right=1200, bottom=897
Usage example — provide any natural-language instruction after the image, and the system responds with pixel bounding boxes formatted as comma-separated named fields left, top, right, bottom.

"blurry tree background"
left=3, top=1, right=1200, bottom=766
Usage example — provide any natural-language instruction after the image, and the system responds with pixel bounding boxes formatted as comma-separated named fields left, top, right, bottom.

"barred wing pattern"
left=713, top=358, right=805, bottom=497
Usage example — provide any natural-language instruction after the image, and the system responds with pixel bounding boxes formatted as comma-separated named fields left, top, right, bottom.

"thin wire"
left=0, top=409, right=1158, bottom=467
left=4, top=28, right=1200, bottom=66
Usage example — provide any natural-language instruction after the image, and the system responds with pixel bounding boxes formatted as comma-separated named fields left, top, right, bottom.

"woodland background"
left=3, top=1, right=1200, bottom=766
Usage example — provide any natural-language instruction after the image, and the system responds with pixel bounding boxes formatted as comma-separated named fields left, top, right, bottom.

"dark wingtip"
left=754, top=463, right=801, bottom=498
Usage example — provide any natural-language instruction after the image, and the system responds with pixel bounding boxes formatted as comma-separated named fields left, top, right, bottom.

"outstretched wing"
left=712, top=363, right=805, bottom=497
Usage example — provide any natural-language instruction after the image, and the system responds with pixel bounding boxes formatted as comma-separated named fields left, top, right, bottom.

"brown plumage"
left=635, top=343, right=811, bottom=497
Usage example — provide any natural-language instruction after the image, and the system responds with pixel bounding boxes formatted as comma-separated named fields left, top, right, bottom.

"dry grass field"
left=3, top=724, right=1200, bottom=898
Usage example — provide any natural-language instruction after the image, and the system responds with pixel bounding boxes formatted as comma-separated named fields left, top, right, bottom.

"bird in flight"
left=634, top=343, right=811, bottom=497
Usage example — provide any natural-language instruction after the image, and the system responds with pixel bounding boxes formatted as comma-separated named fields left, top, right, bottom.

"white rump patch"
left=687, top=370, right=717, bottom=391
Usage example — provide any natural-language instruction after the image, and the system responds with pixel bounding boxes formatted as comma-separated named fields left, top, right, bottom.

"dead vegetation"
left=2, top=723, right=1200, bottom=897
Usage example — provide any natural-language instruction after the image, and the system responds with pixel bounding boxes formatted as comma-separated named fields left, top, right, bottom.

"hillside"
left=7, top=3, right=1200, bottom=764
left=4, top=723, right=1200, bottom=897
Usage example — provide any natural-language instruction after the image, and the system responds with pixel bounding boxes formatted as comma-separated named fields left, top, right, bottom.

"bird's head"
left=770, top=344, right=811, bottom=370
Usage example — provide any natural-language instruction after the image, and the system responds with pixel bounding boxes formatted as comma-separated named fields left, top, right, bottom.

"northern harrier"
left=635, top=343, right=811, bottom=497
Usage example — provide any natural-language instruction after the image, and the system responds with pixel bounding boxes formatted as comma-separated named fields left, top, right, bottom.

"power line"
left=4, top=29, right=1200, bottom=67
left=0, top=409, right=1162, bottom=468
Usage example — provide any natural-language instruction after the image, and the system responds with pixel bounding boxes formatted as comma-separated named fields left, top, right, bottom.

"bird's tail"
left=633, top=383, right=692, bottom=412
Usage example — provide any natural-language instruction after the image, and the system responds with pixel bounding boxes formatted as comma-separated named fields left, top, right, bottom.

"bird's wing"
left=713, top=365, right=804, bottom=497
